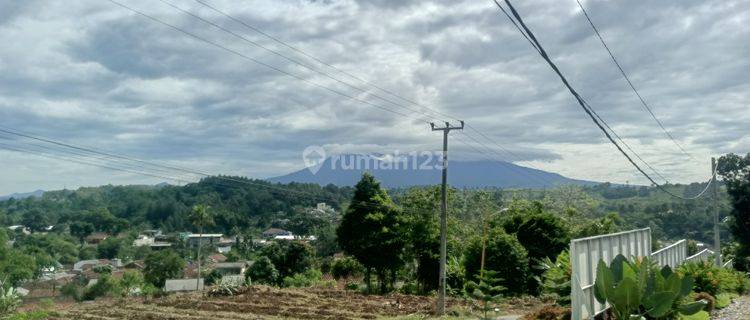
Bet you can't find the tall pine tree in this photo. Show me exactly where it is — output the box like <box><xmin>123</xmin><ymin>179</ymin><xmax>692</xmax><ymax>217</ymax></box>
<box><xmin>336</xmin><ymin>173</ymin><xmax>406</xmax><ymax>293</ymax></box>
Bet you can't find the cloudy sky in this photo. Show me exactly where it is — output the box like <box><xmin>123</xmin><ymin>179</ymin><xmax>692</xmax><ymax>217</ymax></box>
<box><xmin>0</xmin><ymin>0</ymin><xmax>748</xmax><ymax>194</ymax></box>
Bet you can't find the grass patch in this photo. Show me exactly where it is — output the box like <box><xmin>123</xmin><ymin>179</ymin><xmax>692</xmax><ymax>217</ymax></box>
<box><xmin>680</xmin><ymin>310</ymin><xmax>709</xmax><ymax>320</ymax></box>
<box><xmin>715</xmin><ymin>292</ymin><xmax>738</xmax><ymax>309</ymax></box>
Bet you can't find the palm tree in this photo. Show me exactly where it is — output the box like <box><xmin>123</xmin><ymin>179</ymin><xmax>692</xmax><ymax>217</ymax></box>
<box><xmin>190</xmin><ymin>204</ymin><xmax>214</xmax><ymax>292</ymax></box>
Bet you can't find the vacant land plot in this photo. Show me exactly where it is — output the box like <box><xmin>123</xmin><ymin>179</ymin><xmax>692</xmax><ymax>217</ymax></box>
<box><xmin>49</xmin><ymin>286</ymin><xmax>479</xmax><ymax>319</ymax></box>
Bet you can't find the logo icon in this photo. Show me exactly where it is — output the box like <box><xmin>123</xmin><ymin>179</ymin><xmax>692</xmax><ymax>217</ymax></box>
<box><xmin>302</xmin><ymin>145</ymin><xmax>327</xmax><ymax>174</ymax></box>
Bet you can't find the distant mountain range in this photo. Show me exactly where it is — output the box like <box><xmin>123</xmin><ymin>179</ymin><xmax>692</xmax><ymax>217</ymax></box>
<box><xmin>269</xmin><ymin>154</ymin><xmax>596</xmax><ymax>188</ymax></box>
<box><xmin>0</xmin><ymin>189</ymin><xmax>45</xmax><ymax>201</ymax></box>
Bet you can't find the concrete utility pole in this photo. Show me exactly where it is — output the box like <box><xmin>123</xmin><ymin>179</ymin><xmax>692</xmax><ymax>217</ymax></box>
<box><xmin>431</xmin><ymin>120</ymin><xmax>464</xmax><ymax>315</ymax></box>
<box><xmin>712</xmin><ymin>157</ymin><xmax>722</xmax><ymax>266</ymax></box>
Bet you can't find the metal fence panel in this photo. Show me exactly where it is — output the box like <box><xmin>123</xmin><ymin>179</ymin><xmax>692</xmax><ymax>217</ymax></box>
<box><xmin>723</xmin><ymin>259</ymin><xmax>733</xmax><ymax>269</ymax></box>
<box><xmin>570</xmin><ymin>228</ymin><xmax>652</xmax><ymax>320</ymax></box>
<box><xmin>686</xmin><ymin>249</ymin><xmax>714</xmax><ymax>263</ymax></box>
<box><xmin>651</xmin><ymin>239</ymin><xmax>687</xmax><ymax>268</ymax></box>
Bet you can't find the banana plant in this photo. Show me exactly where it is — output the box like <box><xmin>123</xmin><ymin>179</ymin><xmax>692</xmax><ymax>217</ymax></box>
<box><xmin>593</xmin><ymin>254</ymin><xmax>706</xmax><ymax>319</ymax></box>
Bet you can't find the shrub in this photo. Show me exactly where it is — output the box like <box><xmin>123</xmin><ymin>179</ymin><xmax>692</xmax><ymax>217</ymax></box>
<box><xmin>283</xmin><ymin>269</ymin><xmax>323</xmax><ymax>288</ymax></box>
<box><xmin>677</xmin><ymin>261</ymin><xmax>748</xmax><ymax>295</ymax></box>
<box><xmin>521</xmin><ymin>305</ymin><xmax>571</xmax><ymax>320</ymax></box>
<box><xmin>204</xmin><ymin>269</ymin><xmax>223</xmax><ymax>286</ymax></box>
<box><xmin>693</xmin><ymin>292</ymin><xmax>716</xmax><ymax>312</ymax></box>
<box><xmin>331</xmin><ymin>256</ymin><xmax>364</xmax><ymax>280</ymax></box>
<box><xmin>464</xmin><ymin>228</ymin><xmax>530</xmax><ymax>296</ymax></box>
<box><xmin>60</xmin><ymin>282</ymin><xmax>83</xmax><ymax>301</ymax></box>
<box><xmin>245</xmin><ymin>256</ymin><xmax>279</xmax><ymax>285</ymax></box>
<box><xmin>594</xmin><ymin>255</ymin><xmax>706</xmax><ymax>319</ymax></box>
<box><xmin>715</xmin><ymin>293</ymin><xmax>737</xmax><ymax>309</ymax></box>
<box><xmin>344</xmin><ymin>281</ymin><xmax>359</xmax><ymax>291</ymax></box>
<box><xmin>0</xmin><ymin>281</ymin><xmax>22</xmax><ymax>316</ymax></box>
<box><xmin>539</xmin><ymin>250</ymin><xmax>571</xmax><ymax>306</ymax></box>
<box><xmin>83</xmin><ymin>274</ymin><xmax>120</xmax><ymax>300</ymax></box>
<box><xmin>92</xmin><ymin>264</ymin><xmax>113</xmax><ymax>275</ymax></box>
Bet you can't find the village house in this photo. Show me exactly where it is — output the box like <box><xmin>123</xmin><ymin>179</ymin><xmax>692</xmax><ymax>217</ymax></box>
<box><xmin>7</xmin><ymin>225</ymin><xmax>30</xmax><ymax>235</ymax></box>
<box><xmin>213</xmin><ymin>261</ymin><xmax>250</xmax><ymax>276</ymax></box>
<box><xmin>132</xmin><ymin>234</ymin><xmax>155</xmax><ymax>247</ymax></box>
<box><xmin>164</xmin><ymin>278</ymin><xmax>204</xmax><ymax>292</ymax></box>
<box><xmin>185</xmin><ymin>233</ymin><xmax>223</xmax><ymax>247</ymax></box>
<box><xmin>85</xmin><ymin>232</ymin><xmax>109</xmax><ymax>245</ymax></box>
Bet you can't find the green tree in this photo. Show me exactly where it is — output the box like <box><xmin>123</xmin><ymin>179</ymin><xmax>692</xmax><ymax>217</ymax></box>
<box><xmin>190</xmin><ymin>204</ymin><xmax>214</xmax><ymax>291</ymax></box>
<box><xmin>245</xmin><ymin>256</ymin><xmax>278</xmax><ymax>285</ymax></box>
<box><xmin>464</xmin><ymin>228</ymin><xmax>529</xmax><ymax>296</ymax></box>
<box><xmin>331</xmin><ymin>256</ymin><xmax>364</xmax><ymax>280</ymax></box>
<box><xmin>70</xmin><ymin>222</ymin><xmax>94</xmax><ymax>247</ymax></box>
<box><xmin>22</xmin><ymin>209</ymin><xmax>52</xmax><ymax>233</ymax></box>
<box><xmin>466</xmin><ymin>270</ymin><xmax>506</xmax><ymax>320</ymax></box>
<box><xmin>336</xmin><ymin>173</ymin><xmax>406</xmax><ymax>294</ymax></box>
<box><xmin>261</xmin><ymin>240</ymin><xmax>315</xmax><ymax>280</ymax></box>
<box><xmin>718</xmin><ymin>153</ymin><xmax>750</xmax><ymax>271</ymax></box>
<box><xmin>143</xmin><ymin>250</ymin><xmax>185</xmax><ymax>288</ymax></box>
<box><xmin>501</xmin><ymin>203</ymin><xmax>570</xmax><ymax>293</ymax></box>
<box><xmin>119</xmin><ymin>270</ymin><xmax>144</xmax><ymax>297</ymax></box>
<box><xmin>401</xmin><ymin>187</ymin><xmax>440</xmax><ymax>294</ymax></box>
<box><xmin>0</xmin><ymin>251</ymin><xmax>37</xmax><ymax>287</ymax></box>
<box><xmin>96</xmin><ymin>237</ymin><xmax>123</xmax><ymax>259</ymax></box>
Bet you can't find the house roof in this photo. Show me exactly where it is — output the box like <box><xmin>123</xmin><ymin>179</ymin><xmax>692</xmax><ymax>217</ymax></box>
<box><xmin>73</xmin><ymin>259</ymin><xmax>110</xmax><ymax>271</ymax></box>
<box><xmin>208</xmin><ymin>254</ymin><xmax>227</xmax><ymax>263</ymax></box>
<box><xmin>215</xmin><ymin>261</ymin><xmax>249</xmax><ymax>269</ymax></box>
<box><xmin>187</xmin><ymin>234</ymin><xmax>223</xmax><ymax>238</ymax></box>
<box><xmin>262</xmin><ymin>228</ymin><xmax>291</xmax><ymax>236</ymax></box>
<box><xmin>149</xmin><ymin>242</ymin><xmax>172</xmax><ymax>247</ymax></box>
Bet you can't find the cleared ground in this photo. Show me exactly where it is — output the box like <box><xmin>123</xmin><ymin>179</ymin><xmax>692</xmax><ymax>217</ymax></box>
<box><xmin>47</xmin><ymin>286</ymin><xmax>481</xmax><ymax>320</ymax></box>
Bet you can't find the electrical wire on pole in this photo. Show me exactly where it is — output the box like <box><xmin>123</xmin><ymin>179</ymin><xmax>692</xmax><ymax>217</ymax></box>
<box><xmin>573</xmin><ymin>0</ymin><xmax>696</xmax><ymax>161</ymax></box>
<box><xmin>491</xmin><ymin>0</ymin><xmax>714</xmax><ymax>200</ymax></box>
<box><xmin>430</xmin><ymin>121</ymin><xmax>464</xmax><ymax>315</ymax></box>
<box><xmin>149</xmin><ymin>0</ymin><xmax>568</xmax><ymax>183</ymax></box>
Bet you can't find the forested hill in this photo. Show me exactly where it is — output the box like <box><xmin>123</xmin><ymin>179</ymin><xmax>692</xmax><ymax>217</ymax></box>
<box><xmin>0</xmin><ymin>176</ymin><xmax>724</xmax><ymax>244</ymax></box>
<box><xmin>0</xmin><ymin>176</ymin><xmax>352</xmax><ymax>235</ymax></box>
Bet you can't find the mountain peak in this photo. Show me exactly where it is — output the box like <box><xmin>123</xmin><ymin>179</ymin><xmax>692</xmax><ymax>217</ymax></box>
<box><xmin>269</xmin><ymin>154</ymin><xmax>595</xmax><ymax>188</ymax></box>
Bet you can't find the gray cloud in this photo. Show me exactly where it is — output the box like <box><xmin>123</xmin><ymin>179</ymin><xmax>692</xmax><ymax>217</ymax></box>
<box><xmin>0</xmin><ymin>0</ymin><xmax>748</xmax><ymax>194</ymax></box>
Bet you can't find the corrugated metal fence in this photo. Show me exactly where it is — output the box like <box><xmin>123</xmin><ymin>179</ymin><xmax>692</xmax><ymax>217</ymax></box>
<box><xmin>570</xmin><ymin>228</ymin><xmax>652</xmax><ymax>320</ymax></box>
<box><xmin>651</xmin><ymin>239</ymin><xmax>687</xmax><ymax>268</ymax></box>
<box><xmin>571</xmin><ymin>228</ymin><xmax>731</xmax><ymax>319</ymax></box>
<box><xmin>686</xmin><ymin>248</ymin><xmax>715</xmax><ymax>263</ymax></box>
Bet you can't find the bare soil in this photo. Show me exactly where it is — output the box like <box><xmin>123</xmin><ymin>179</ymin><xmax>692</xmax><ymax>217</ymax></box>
<box><xmin>47</xmin><ymin>286</ymin><xmax>478</xmax><ymax>320</ymax></box>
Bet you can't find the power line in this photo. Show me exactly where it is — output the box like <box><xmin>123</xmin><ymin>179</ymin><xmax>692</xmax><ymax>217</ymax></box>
<box><xmin>155</xmin><ymin>0</ymin><xmax>451</xmax><ymax>124</ymax></box>
<box><xmin>112</xmin><ymin>0</ymin><xmax>567</xmax><ymax>189</ymax></box>
<box><xmin>492</xmin><ymin>0</ymin><xmax>713</xmax><ymax>200</ymax></box>
<box><xmin>192</xmin><ymin>0</ymin><xmax>461</xmax><ymax>123</ymax></box>
<box><xmin>106</xmin><ymin>0</ymin><xmax>432</xmax><ymax>124</ymax></box>
<box><xmin>573</xmin><ymin>0</ymin><xmax>695</xmax><ymax>160</ymax></box>
<box><xmin>181</xmin><ymin>0</ymin><xmax>569</xmax><ymax>183</ymax></box>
